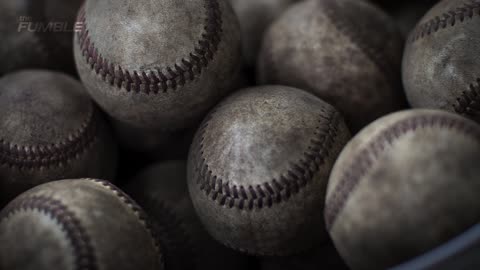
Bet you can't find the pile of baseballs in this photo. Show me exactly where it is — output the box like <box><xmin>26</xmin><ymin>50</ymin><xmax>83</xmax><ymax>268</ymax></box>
<box><xmin>0</xmin><ymin>0</ymin><xmax>479</xmax><ymax>269</ymax></box>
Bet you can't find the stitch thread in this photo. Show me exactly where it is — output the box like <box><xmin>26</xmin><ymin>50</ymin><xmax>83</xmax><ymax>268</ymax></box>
<box><xmin>0</xmin><ymin>106</ymin><xmax>100</xmax><ymax>169</ymax></box>
<box><xmin>76</xmin><ymin>0</ymin><xmax>222</xmax><ymax>94</ymax></box>
<box><xmin>88</xmin><ymin>179</ymin><xmax>165</xmax><ymax>266</ymax></box>
<box><xmin>454</xmin><ymin>78</ymin><xmax>480</xmax><ymax>118</ymax></box>
<box><xmin>0</xmin><ymin>196</ymin><xmax>97</xmax><ymax>270</ymax></box>
<box><xmin>324</xmin><ymin>114</ymin><xmax>480</xmax><ymax>230</ymax></box>
<box><xmin>191</xmin><ymin>106</ymin><xmax>341</xmax><ymax>211</ymax></box>
<box><xmin>323</xmin><ymin>1</ymin><xmax>399</xmax><ymax>88</ymax></box>
<box><xmin>409</xmin><ymin>0</ymin><xmax>480</xmax><ymax>43</ymax></box>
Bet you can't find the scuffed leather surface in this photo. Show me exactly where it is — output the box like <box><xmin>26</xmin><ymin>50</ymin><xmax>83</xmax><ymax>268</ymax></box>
<box><xmin>0</xmin><ymin>70</ymin><xmax>117</xmax><ymax>207</ymax></box>
<box><xmin>258</xmin><ymin>0</ymin><xmax>406</xmax><ymax>132</ymax></box>
<box><xmin>0</xmin><ymin>179</ymin><xmax>164</xmax><ymax>270</ymax></box>
<box><xmin>124</xmin><ymin>161</ymin><xmax>250</xmax><ymax>270</ymax></box>
<box><xmin>403</xmin><ymin>0</ymin><xmax>480</xmax><ymax>122</ymax></box>
<box><xmin>326</xmin><ymin>110</ymin><xmax>480</xmax><ymax>270</ymax></box>
<box><xmin>187</xmin><ymin>86</ymin><xmax>351</xmax><ymax>255</ymax></box>
<box><xmin>74</xmin><ymin>0</ymin><xmax>242</xmax><ymax>132</ymax></box>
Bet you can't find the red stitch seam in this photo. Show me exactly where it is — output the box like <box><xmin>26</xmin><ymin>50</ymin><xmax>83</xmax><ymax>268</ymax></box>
<box><xmin>324</xmin><ymin>114</ymin><xmax>480</xmax><ymax>230</ymax></box>
<box><xmin>454</xmin><ymin>78</ymin><xmax>480</xmax><ymax>119</ymax></box>
<box><xmin>88</xmin><ymin>179</ymin><xmax>165</xmax><ymax>266</ymax></box>
<box><xmin>0</xmin><ymin>106</ymin><xmax>100</xmax><ymax>169</ymax></box>
<box><xmin>192</xmin><ymin>106</ymin><xmax>341</xmax><ymax>212</ymax></box>
<box><xmin>409</xmin><ymin>0</ymin><xmax>480</xmax><ymax>43</ymax></box>
<box><xmin>323</xmin><ymin>0</ymin><xmax>399</xmax><ymax>89</ymax></box>
<box><xmin>0</xmin><ymin>196</ymin><xmax>97</xmax><ymax>270</ymax></box>
<box><xmin>76</xmin><ymin>0</ymin><xmax>223</xmax><ymax>94</ymax></box>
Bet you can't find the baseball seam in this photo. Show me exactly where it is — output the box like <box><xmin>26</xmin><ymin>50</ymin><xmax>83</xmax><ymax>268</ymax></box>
<box><xmin>454</xmin><ymin>78</ymin><xmax>480</xmax><ymax>118</ymax></box>
<box><xmin>0</xmin><ymin>106</ymin><xmax>100</xmax><ymax>169</ymax></box>
<box><xmin>409</xmin><ymin>0</ymin><xmax>480</xmax><ymax>43</ymax></box>
<box><xmin>324</xmin><ymin>1</ymin><xmax>398</xmax><ymax>88</ymax></box>
<box><xmin>0</xmin><ymin>196</ymin><xmax>97</xmax><ymax>270</ymax></box>
<box><xmin>192</xmin><ymin>107</ymin><xmax>341</xmax><ymax>211</ymax></box>
<box><xmin>88</xmin><ymin>179</ymin><xmax>165</xmax><ymax>267</ymax></box>
<box><xmin>76</xmin><ymin>0</ymin><xmax>222</xmax><ymax>94</ymax></box>
<box><xmin>324</xmin><ymin>114</ymin><xmax>480</xmax><ymax>230</ymax></box>
<box><xmin>407</xmin><ymin>1</ymin><xmax>480</xmax><ymax>119</ymax></box>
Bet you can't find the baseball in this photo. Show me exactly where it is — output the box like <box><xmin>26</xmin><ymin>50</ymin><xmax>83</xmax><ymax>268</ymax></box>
<box><xmin>403</xmin><ymin>0</ymin><xmax>480</xmax><ymax>123</ymax></box>
<box><xmin>257</xmin><ymin>0</ymin><xmax>406</xmax><ymax>131</ymax></box>
<box><xmin>0</xmin><ymin>178</ymin><xmax>164</xmax><ymax>270</ymax></box>
<box><xmin>0</xmin><ymin>70</ymin><xmax>117</xmax><ymax>207</ymax></box>
<box><xmin>124</xmin><ymin>160</ymin><xmax>250</xmax><ymax>270</ymax></box>
<box><xmin>74</xmin><ymin>0</ymin><xmax>242</xmax><ymax>150</ymax></box>
<box><xmin>187</xmin><ymin>85</ymin><xmax>351</xmax><ymax>255</ymax></box>
<box><xmin>325</xmin><ymin>109</ymin><xmax>480</xmax><ymax>269</ymax></box>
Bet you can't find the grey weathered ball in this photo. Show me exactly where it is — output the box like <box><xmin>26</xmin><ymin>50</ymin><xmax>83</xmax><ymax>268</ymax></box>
<box><xmin>325</xmin><ymin>109</ymin><xmax>480</xmax><ymax>270</ymax></box>
<box><xmin>74</xmin><ymin>0</ymin><xmax>242</xmax><ymax>147</ymax></box>
<box><xmin>0</xmin><ymin>70</ymin><xmax>117</xmax><ymax>207</ymax></box>
<box><xmin>229</xmin><ymin>0</ymin><xmax>298</xmax><ymax>68</ymax></box>
<box><xmin>0</xmin><ymin>0</ymin><xmax>83</xmax><ymax>75</ymax></box>
<box><xmin>187</xmin><ymin>85</ymin><xmax>351</xmax><ymax>255</ymax></box>
<box><xmin>0</xmin><ymin>178</ymin><xmax>164</xmax><ymax>270</ymax></box>
<box><xmin>258</xmin><ymin>0</ymin><xmax>406</xmax><ymax>131</ymax></box>
<box><xmin>124</xmin><ymin>160</ymin><xmax>250</xmax><ymax>270</ymax></box>
<box><xmin>403</xmin><ymin>0</ymin><xmax>480</xmax><ymax>123</ymax></box>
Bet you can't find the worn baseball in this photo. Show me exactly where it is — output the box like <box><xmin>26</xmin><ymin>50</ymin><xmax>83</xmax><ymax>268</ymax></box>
<box><xmin>0</xmin><ymin>0</ymin><xmax>83</xmax><ymax>75</ymax></box>
<box><xmin>124</xmin><ymin>160</ymin><xmax>250</xmax><ymax>270</ymax></box>
<box><xmin>229</xmin><ymin>0</ymin><xmax>298</xmax><ymax>68</ymax></box>
<box><xmin>0</xmin><ymin>178</ymin><xmax>164</xmax><ymax>270</ymax></box>
<box><xmin>187</xmin><ymin>85</ymin><xmax>351</xmax><ymax>255</ymax></box>
<box><xmin>0</xmin><ymin>70</ymin><xmax>117</xmax><ymax>207</ymax></box>
<box><xmin>325</xmin><ymin>109</ymin><xmax>480</xmax><ymax>270</ymax></box>
<box><xmin>403</xmin><ymin>0</ymin><xmax>480</xmax><ymax>123</ymax></box>
<box><xmin>74</xmin><ymin>0</ymin><xmax>242</xmax><ymax>146</ymax></box>
<box><xmin>258</xmin><ymin>0</ymin><xmax>406</xmax><ymax>131</ymax></box>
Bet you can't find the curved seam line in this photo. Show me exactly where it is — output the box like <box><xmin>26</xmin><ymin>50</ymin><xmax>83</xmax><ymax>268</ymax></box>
<box><xmin>408</xmin><ymin>0</ymin><xmax>480</xmax><ymax>43</ymax></box>
<box><xmin>76</xmin><ymin>0</ymin><xmax>223</xmax><ymax>94</ymax></box>
<box><xmin>0</xmin><ymin>106</ymin><xmax>100</xmax><ymax>169</ymax></box>
<box><xmin>324</xmin><ymin>114</ymin><xmax>480</xmax><ymax>230</ymax></box>
<box><xmin>87</xmin><ymin>179</ymin><xmax>165</xmax><ymax>267</ymax></box>
<box><xmin>192</xmin><ymin>106</ymin><xmax>341</xmax><ymax>212</ymax></box>
<box><xmin>323</xmin><ymin>1</ymin><xmax>398</xmax><ymax>89</ymax></box>
<box><xmin>453</xmin><ymin>78</ymin><xmax>480</xmax><ymax>117</ymax></box>
<box><xmin>0</xmin><ymin>195</ymin><xmax>98</xmax><ymax>270</ymax></box>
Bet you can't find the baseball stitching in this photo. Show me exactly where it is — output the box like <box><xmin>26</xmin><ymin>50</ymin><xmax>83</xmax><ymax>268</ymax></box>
<box><xmin>324</xmin><ymin>114</ymin><xmax>480</xmax><ymax>230</ymax></box>
<box><xmin>407</xmin><ymin>1</ymin><xmax>480</xmax><ymax>119</ymax></box>
<box><xmin>323</xmin><ymin>0</ymin><xmax>398</xmax><ymax>89</ymax></box>
<box><xmin>408</xmin><ymin>0</ymin><xmax>480</xmax><ymax>43</ymax></box>
<box><xmin>454</xmin><ymin>78</ymin><xmax>480</xmax><ymax>118</ymax></box>
<box><xmin>0</xmin><ymin>105</ymin><xmax>100</xmax><ymax>169</ymax></box>
<box><xmin>76</xmin><ymin>0</ymin><xmax>222</xmax><ymax>94</ymax></box>
<box><xmin>0</xmin><ymin>196</ymin><xmax>97</xmax><ymax>270</ymax></box>
<box><xmin>88</xmin><ymin>179</ymin><xmax>165</xmax><ymax>266</ymax></box>
<box><xmin>191</xmin><ymin>106</ymin><xmax>341</xmax><ymax>211</ymax></box>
